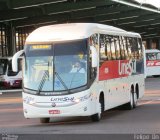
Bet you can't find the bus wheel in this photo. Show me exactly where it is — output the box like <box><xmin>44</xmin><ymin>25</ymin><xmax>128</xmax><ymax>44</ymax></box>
<box><xmin>91</xmin><ymin>95</ymin><xmax>104</xmax><ymax>122</ymax></box>
<box><xmin>133</xmin><ymin>92</ymin><xmax>138</xmax><ymax>108</ymax></box>
<box><xmin>125</xmin><ymin>90</ymin><xmax>134</xmax><ymax>110</ymax></box>
<box><xmin>40</xmin><ymin>118</ymin><xmax>50</xmax><ymax>123</ymax></box>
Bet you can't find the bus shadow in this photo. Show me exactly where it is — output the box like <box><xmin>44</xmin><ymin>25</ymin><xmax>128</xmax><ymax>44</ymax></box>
<box><xmin>32</xmin><ymin>105</ymin><xmax>141</xmax><ymax>127</ymax></box>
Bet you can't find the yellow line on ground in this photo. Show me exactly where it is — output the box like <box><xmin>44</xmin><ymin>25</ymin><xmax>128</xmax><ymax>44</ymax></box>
<box><xmin>145</xmin><ymin>90</ymin><xmax>160</xmax><ymax>94</ymax></box>
<box><xmin>0</xmin><ymin>107</ymin><xmax>23</xmax><ymax>113</ymax></box>
<box><xmin>144</xmin><ymin>94</ymin><xmax>160</xmax><ymax>97</ymax></box>
<box><xmin>0</xmin><ymin>98</ymin><xmax>22</xmax><ymax>104</ymax></box>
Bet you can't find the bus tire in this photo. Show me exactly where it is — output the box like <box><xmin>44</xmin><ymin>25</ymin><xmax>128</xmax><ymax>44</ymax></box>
<box><xmin>133</xmin><ymin>92</ymin><xmax>138</xmax><ymax>108</ymax></box>
<box><xmin>91</xmin><ymin>113</ymin><xmax>101</xmax><ymax>122</ymax></box>
<box><xmin>125</xmin><ymin>90</ymin><xmax>134</xmax><ymax>110</ymax></box>
<box><xmin>91</xmin><ymin>94</ymin><xmax>104</xmax><ymax>122</ymax></box>
<box><xmin>40</xmin><ymin>118</ymin><xmax>50</xmax><ymax>123</ymax></box>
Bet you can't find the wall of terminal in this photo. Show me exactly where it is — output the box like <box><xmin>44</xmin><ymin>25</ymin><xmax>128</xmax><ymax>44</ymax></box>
<box><xmin>0</xmin><ymin>22</ymin><xmax>159</xmax><ymax>57</ymax></box>
<box><xmin>143</xmin><ymin>39</ymin><xmax>160</xmax><ymax>50</ymax></box>
<box><xmin>0</xmin><ymin>24</ymin><xmax>8</xmax><ymax>57</ymax></box>
<box><xmin>0</xmin><ymin>23</ymin><xmax>34</xmax><ymax>57</ymax></box>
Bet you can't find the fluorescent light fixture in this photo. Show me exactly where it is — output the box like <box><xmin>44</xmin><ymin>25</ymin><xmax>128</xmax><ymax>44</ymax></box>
<box><xmin>14</xmin><ymin>0</ymin><xmax>67</xmax><ymax>9</ymax></box>
<box><xmin>111</xmin><ymin>0</ymin><xmax>160</xmax><ymax>13</ymax></box>
<box><xmin>48</xmin><ymin>7</ymin><xmax>95</xmax><ymax>15</ymax></box>
<box><xmin>134</xmin><ymin>0</ymin><xmax>160</xmax><ymax>9</ymax></box>
<box><xmin>0</xmin><ymin>17</ymin><xmax>27</xmax><ymax>22</ymax></box>
<box><xmin>143</xmin><ymin>33</ymin><xmax>158</xmax><ymax>36</ymax></box>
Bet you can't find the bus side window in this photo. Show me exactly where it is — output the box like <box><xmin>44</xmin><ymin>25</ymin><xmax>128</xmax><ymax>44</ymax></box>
<box><xmin>114</xmin><ymin>36</ymin><xmax>120</xmax><ymax>60</ymax></box>
<box><xmin>88</xmin><ymin>34</ymin><xmax>98</xmax><ymax>81</ymax></box>
<box><xmin>138</xmin><ymin>38</ymin><xmax>143</xmax><ymax>59</ymax></box>
<box><xmin>149</xmin><ymin>53</ymin><xmax>156</xmax><ymax>60</ymax></box>
<box><xmin>121</xmin><ymin>36</ymin><xmax>129</xmax><ymax>60</ymax></box>
<box><xmin>129</xmin><ymin>38</ymin><xmax>138</xmax><ymax>59</ymax></box>
<box><xmin>110</xmin><ymin>36</ymin><xmax>116</xmax><ymax>60</ymax></box>
<box><xmin>146</xmin><ymin>53</ymin><xmax>151</xmax><ymax>60</ymax></box>
<box><xmin>100</xmin><ymin>34</ymin><xmax>115</xmax><ymax>63</ymax></box>
<box><xmin>100</xmin><ymin>34</ymin><xmax>108</xmax><ymax>65</ymax></box>
<box><xmin>119</xmin><ymin>36</ymin><xmax>127</xmax><ymax>60</ymax></box>
<box><xmin>126</xmin><ymin>37</ymin><xmax>132</xmax><ymax>59</ymax></box>
<box><xmin>106</xmin><ymin>35</ymin><xmax>112</xmax><ymax>60</ymax></box>
<box><xmin>157</xmin><ymin>53</ymin><xmax>160</xmax><ymax>60</ymax></box>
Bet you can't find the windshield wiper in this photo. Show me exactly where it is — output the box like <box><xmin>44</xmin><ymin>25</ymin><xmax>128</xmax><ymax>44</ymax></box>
<box><xmin>55</xmin><ymin>71</ymin><xmax>70</xmax><ymax>93</ymax></box>
<box><xmin>37</xmin><ymin>70</ymin><xmax>49</xmax><ymax>95</ymax></box>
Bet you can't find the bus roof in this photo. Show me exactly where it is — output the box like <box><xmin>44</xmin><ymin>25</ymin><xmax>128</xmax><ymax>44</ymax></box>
<box><xmin>145</xmin><ymin>49</ymin><xmax>160</xmax><ymax>53</ymax></box>
<box><xmin>26</xmin><ymin>23</ymin><xmax>141</xmax><ymax>43</ymax></box>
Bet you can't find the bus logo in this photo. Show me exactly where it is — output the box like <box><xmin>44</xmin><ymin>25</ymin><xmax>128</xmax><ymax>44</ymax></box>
<box><xmin>119</xmin><ymin>60</ymin><xmax>136</xmax><ymax>76</ymax></box>
<box><xmin>51</xmin><ymin>102</ymin><xmax>56</xmax><ymax>107</ymax></box>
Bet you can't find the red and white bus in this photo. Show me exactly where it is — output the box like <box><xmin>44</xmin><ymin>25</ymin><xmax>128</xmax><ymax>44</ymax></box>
<box><xmin>12</xmin><ymin>23</ymin><xmax>144</xmax><ymax>123</ymax></box>
<box><xmin>0</xmin><ymin>57</ymin><xmax>22</xmax><ymax>89</ymax></box>
<box><xmin>145</xmin><ymin>49</ymin><xmax>160</xmax><ymax>77</ymax></box>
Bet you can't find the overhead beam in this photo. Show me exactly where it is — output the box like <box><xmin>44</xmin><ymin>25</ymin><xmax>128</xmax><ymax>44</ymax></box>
<box><xmin>117</xmin><ymin>18</ymin><xmax>160</xmax><ymax>28</ymax></box>
<box><xmin>44</xmin><ymin>0</ymin><xmax>114</xmax><ymax>15</ymax></box>
<box><xmin>13</xmin><ymin>3</ymin><xmax>146</xmax><ymax>27</ymax></box>
<box><xmin>140</xmin><ymin>30</ymin><xmax>160</xmax><ymax>36</ymax></box>
<box><xmin>0</xmin><ymin>0</ymin><xmax>114</xmax><ymax>22</ymax></box>
<box><xmin>109</xmin><ymin>14</ymin><xmax>160</xmax><ymax>25</ymax></box>
<box><xmin>8</xmin><ymin>0</ymin><xmax>65</xmax><ymax>9</ymax></box>
<box><xmin>13</xmin><ymin>2</ymin><xmax>131</xmax><ymax>26</ymax></box>
<box><xmin>72</xmin><ymin>5</ymin><xmax>135</xmax><ymax>19</ymax></box>
<box><xmin>125</xmin><ymin>26</ymin><xmax>160</xmax><ymax>34</ymax></box>
<box><xmin>143</xmin><ymin>35</ymin><xmax>160</xmax><ymax>39</ymax></box>
<box><xmin>0</xmin><ymin>7</ymin><xmax>43</xmax><ymax>22</ymax></box>
<box><xmin>13</xmin><ymin>13</ymin><xmax>69</xmax><ymax>27</ymax></box>
<box><xmin>96</xmin><ymin>9</ymin><xmax>152</xmax><ymax>22</ymax></box>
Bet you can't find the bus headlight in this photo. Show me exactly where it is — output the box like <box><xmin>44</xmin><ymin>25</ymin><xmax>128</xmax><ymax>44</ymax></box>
<box><xmin>74</xmin><ymin>98</ymin><xmax>80</xmax><ymax>103</ymax></box>
<box><xmin>23</xmin><ymin>96</ymin><xmax>35</xmax><ymax>105</ymax></box>
<box><xmin>73</xmin><ymin>94</ymin><xmax>91</xmax><ymax>103</ymax></box>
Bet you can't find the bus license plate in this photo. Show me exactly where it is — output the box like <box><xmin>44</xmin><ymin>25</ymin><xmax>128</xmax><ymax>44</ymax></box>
<box><xmin>49</xmin><ymin>110</ymin><xmax>60</xmax><ymax>114</ymax></box>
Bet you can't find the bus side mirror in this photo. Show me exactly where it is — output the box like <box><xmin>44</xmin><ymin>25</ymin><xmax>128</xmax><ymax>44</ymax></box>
<box><xmin>12</xmin><ymin>50</ymin><xmax>24</xmax><ymax>72</ymax></box>
<box><xmin>90</xmin><ymin>46</ymin><xmax>98</xmax><ymax>68</ymax></box>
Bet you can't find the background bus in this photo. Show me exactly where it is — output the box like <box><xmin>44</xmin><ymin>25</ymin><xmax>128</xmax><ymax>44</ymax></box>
<box><xmin>0</xmin><ymin>57</ymin><xmax>22</xmax><ymax>89</ymax></box>
<box><xmin>145</xmin><ymin>49</ymin><xmax>160</xmax><ymax>77</ymax></box>
<box><xmin>12</xmin><ymin>23</ymin><xmax>144</xmax><ymax>123</ymax></box>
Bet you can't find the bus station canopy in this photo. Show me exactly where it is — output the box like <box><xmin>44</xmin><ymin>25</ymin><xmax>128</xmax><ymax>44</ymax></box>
<box><xmin>0</xmin><ymin>0</ymin><xmax>160</xmax><ymax>39</ymax></box>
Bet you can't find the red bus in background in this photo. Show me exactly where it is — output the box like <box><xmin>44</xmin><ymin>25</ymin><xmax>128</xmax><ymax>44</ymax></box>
<box><xmin>0</xmin><ymin>57</ymin><xmax>22</xmax><ymax>89</ymax></box>
<box><xmin>145</xmin><ymin>49</ymin><xmax>160</xmax><ymax>77</ymax></box>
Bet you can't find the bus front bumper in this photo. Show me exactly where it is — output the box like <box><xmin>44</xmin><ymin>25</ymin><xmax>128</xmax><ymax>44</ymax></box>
<box><xmin>22</xmin><ymin>92</ymin><xmax>99</xmax><ymax>119</ymax></box>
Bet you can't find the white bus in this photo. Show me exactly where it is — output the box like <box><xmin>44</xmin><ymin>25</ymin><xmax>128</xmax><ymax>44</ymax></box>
<box><xmin>12</xmin><ymin>23</ymin><xmax>144</xmax><ymax>123</ymax></box>
<box><xmin>145</xmin><ymin>49</ymin><xmax>160</xmax><ymax>77</ymax></box>
<box><xmin>0</xmin><ymin>57</ymin><xmax>22</xmax><ymax>89</ymax></box>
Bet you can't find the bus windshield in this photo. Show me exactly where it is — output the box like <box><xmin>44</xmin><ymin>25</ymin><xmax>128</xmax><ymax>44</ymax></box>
<box><xmin>146</xmin><ymin>52</ymin><xmax>160</xmax><ymax>61</ymax></box>
<box><xmin>0</xmin><ymin>59</ymin><xmax>8</xmax><ymax>75</ymax></box>
<box><xmin>24</xmin><ymin>39</ymin><xmax>88</xmax><ymax>93</ymax></box>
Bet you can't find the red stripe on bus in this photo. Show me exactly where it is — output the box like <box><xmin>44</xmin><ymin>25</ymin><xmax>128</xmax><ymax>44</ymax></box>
<box><xmin>99</xmin><ymin>60</ymin><xmax>136</xmax><ymax>81</ymax></box>
<box><xmin>146</xmin><ymin>60</ymin><xmax>160</xmax><ymax>67</ymax></box>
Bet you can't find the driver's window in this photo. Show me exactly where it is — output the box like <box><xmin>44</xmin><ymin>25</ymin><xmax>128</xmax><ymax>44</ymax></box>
<box><xmin>88</xmin><ymin>34</ymin><xmax>98</xmax><ymax>81</ymax></box>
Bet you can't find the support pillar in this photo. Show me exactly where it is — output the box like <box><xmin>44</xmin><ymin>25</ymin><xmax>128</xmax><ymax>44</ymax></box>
<box><xmin>7</xmin><ymin>23</ymin><xmax>16</xmax><ymax>56</ymax></box>
<box><xmin>146</xmin><ymin>39</ymin><xmax>152</xmax><ymax>49</ymax></box>
<box><xmin>156</xmin><ymin>39</ymin><xmax>160</xmax><ymax>50</ymax></box>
